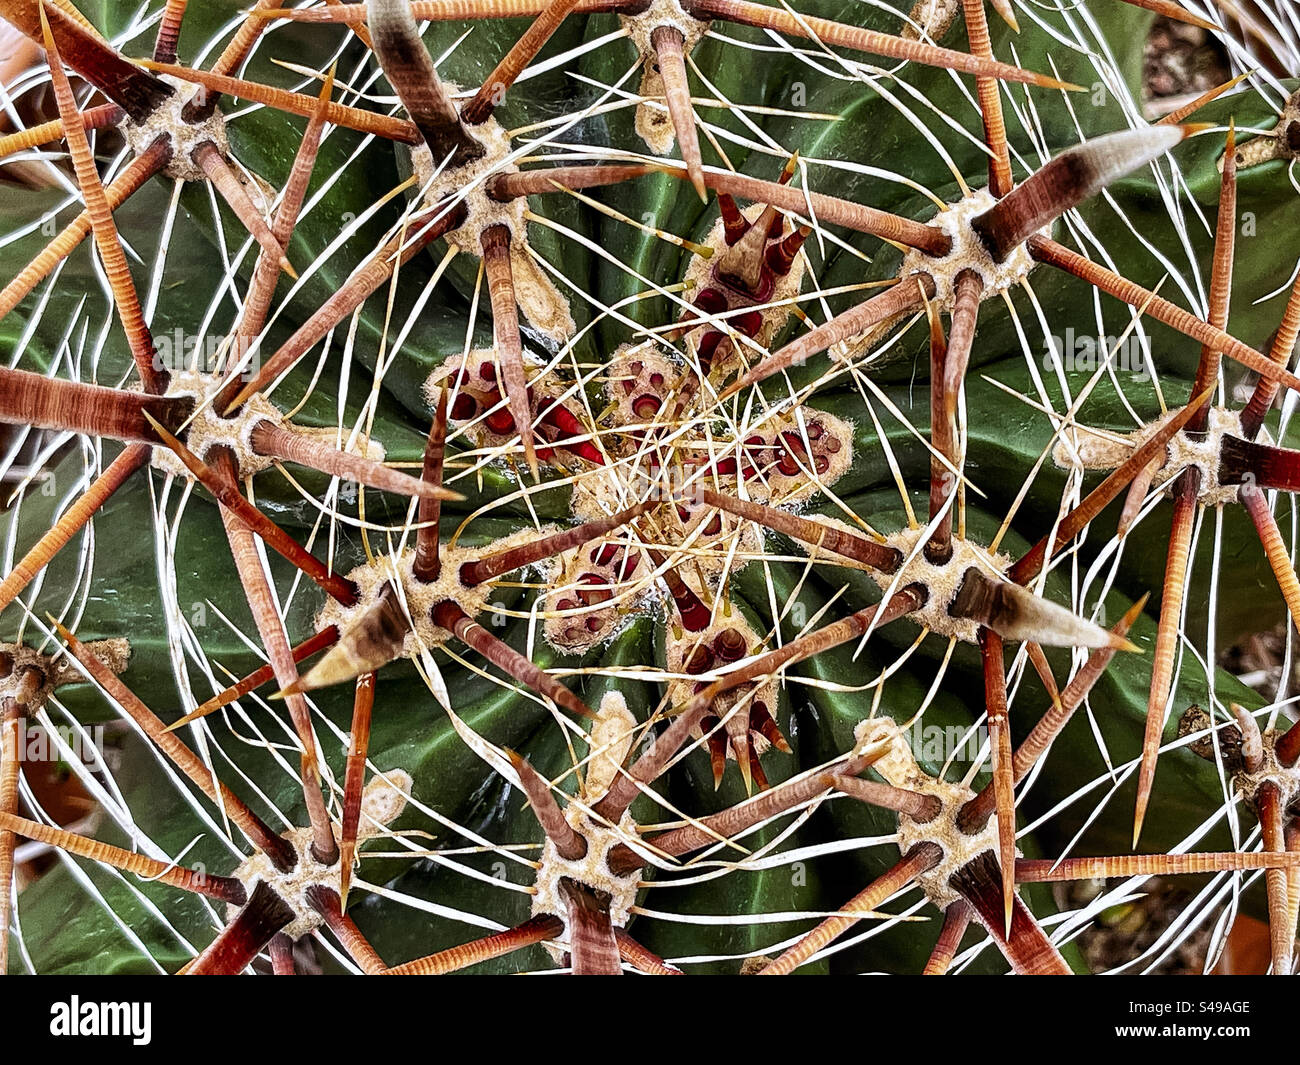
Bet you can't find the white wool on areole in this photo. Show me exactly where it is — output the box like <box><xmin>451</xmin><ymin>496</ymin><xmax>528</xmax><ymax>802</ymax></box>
<box><xmin>315</xmin><ymin>529</ymin><xmax>560</xmax><ymax>660</ymax></box>
<box><xmin>1235</xmin><ymin>729</ymin><xmax>1300</xmax><ymax>813</ymax></box>
<box><xmin>854</xmin><ymin>718</ymin><xmax>1003</xmax><ymax>910</ymax></box>
<box><xmin>411</xmin><ymin>115</ymin><xmax>574</xmax><ymax>342</ymax></box>
<box><xmin>149</xmin><ymin>370</ymin><xmax>281</xmax><ymax>480</ymax></box>
<box><xmin>900</xmin><ymin>188</ymin><xmax>1040</xmax><ymax>308</ymax></box>
<box><xmin>681</xmin><ymin>202</ymin><xmax>808</xmax><ymax>362</ymax></box>
<box><xmin>620</xmin><ymin>0</ymin><xmax>711</xmax><ymax>154</ymax></box>
<box><xmin>229</xmin><ymin>772</ymin><xmax>412</xmax><ymax>940</ymax></box>
<box><xmin>870</xmin><ymin>527</ymin><xmax>1010</xmax><ymax>643</ymax></box>
<box><xmin>531</xmin><ymin>692</ymin><xmax>644</xmax><ymax>948</ymax></box>
<box><xmin>121</xmin><ymin>75</ymin><xmax>229</xmax><ymax>182</ymax></box>
<box><xmin>1052</xmin><ymin>405</ymin><xmax>1255</xmax><ymax>509</ymax></box>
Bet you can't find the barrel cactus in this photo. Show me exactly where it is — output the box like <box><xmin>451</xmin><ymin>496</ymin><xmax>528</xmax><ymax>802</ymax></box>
<box><xmin>1</xmin><ymin>0</ymin><xmax>1299</xmax><ymax>975</ymax></box>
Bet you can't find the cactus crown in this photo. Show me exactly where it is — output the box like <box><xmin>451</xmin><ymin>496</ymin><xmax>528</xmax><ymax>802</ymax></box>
<box><xmin>1</xmin><ymin>0</ymin><xmax>1300</xmax><ymax>975</ymax></box>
